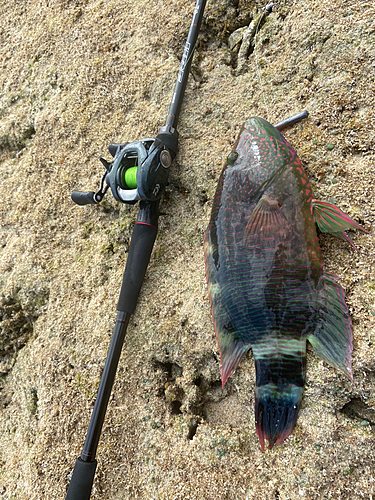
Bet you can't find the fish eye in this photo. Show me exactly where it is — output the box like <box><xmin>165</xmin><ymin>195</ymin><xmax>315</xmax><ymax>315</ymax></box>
<box><xmin>226</xmin><ymin>151</ymin><xmax>239</xmax><ymax>165</ymax></box>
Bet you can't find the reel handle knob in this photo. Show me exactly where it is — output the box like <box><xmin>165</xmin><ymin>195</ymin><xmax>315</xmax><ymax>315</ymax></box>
<box><xmin>71</xmin><ymin>191</ymin><xmax>98</xmax><ymax>205</ymax></box>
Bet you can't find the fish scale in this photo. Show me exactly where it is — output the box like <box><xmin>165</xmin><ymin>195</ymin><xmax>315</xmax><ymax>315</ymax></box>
<box><xmin>204</xmin><ymin>117</ymin><xmax>366</xmax><ymax>450</ymax></box>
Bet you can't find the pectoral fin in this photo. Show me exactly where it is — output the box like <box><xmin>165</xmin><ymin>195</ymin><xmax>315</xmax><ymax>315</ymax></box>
<box><xmin>308</xmin><ymin>272</ymin><xmax>353</xmax><ymax>381</ymax></box>
<box><xmin>244</xmin><ymin>195</ymin><xmax>288</xmax><ymax>248</ymax></box>
<box><xmin>312</xmin><ymin>199</ymin><xmax>368</xmax><ymax>250</ymax></box>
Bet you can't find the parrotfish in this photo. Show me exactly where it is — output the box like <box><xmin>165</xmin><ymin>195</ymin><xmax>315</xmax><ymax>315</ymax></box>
<box><xmin>203</xmin><ymin>117</ymin><xmax>367</xmax><ymax>450</ymax></box>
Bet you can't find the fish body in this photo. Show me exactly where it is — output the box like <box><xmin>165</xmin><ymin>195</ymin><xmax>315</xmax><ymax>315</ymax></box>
<box><xmin>204</xmin><ymin>117</ymin><xmax>364</xmax><ymax>449</ymax></box>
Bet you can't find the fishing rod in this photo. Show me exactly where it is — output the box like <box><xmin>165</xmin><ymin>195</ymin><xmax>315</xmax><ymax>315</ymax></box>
<box><xmin>64</xmin><ymin>0</ymin><xmax>308</xmax><ymax>496</ymax></box>
<box><xmin>65</xmin><ymin>1</ymin><xmax>207</xmax><ymax>499</ymax></box>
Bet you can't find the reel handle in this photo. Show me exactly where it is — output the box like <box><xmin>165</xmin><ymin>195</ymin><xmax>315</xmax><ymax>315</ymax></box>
<box><xmin>71</xmin><ymin>191</ymin><xmax>98</xmax><ymax>205</ymax></box>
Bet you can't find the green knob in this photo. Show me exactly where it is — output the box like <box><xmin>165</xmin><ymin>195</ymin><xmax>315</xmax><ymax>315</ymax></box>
<box><xmin>124</xmin><ymin>166</ymin><xmax>137</xmax><ymax>189</ymax></box>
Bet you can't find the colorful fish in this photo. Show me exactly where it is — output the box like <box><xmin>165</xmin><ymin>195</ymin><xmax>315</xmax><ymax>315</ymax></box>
<box><xmin>204</xmin><ymin>117</ymin><xmax>367</xmax><ymax>450</ymax></box>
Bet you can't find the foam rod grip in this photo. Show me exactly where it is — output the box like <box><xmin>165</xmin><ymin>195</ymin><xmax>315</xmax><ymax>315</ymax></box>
<box><xmin>65</xmin><ymin>458</ymin><xmax>97</xmax><ymax>500</ymax></box>
<box><xmin>117</xmin><ymin>222</ymin><xmax>158</xmax><ymax>313</ymax></box>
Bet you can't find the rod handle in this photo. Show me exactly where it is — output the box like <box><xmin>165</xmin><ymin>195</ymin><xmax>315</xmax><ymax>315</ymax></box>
<box><xmin>116</xmin><ymin>200</ymin><xmax>159</xmax><ymax>313</ymax></box>
<box><xmin>65</xmin><ymin>458</ymin><xmax>97</xmax><ymax>500</ymax></box>
<box><xmin>117</xmin><ymin>220</ymin><xmax>158</xmax><ymax>313</ymax></box>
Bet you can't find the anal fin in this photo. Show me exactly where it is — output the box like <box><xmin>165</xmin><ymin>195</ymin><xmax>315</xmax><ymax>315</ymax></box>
<box><xmin>308</xmin><ymin>272</ymin><xmax>353</xmax><ymax>381</ymax></box>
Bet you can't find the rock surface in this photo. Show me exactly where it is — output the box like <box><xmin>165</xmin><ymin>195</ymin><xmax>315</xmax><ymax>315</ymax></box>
<box><xmin>0</xmin><ymin>0</ymin><xmax>374</xmax><ymax>499</ymax></box>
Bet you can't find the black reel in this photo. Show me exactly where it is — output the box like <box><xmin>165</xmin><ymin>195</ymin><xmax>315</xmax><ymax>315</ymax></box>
<box><xmin>71</xmin><ymin>130</ymin><xmax>176</xmax><ymax>206</ymax></box>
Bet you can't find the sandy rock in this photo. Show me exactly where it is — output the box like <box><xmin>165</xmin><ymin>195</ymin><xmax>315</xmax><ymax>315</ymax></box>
<box><xmin>0</xmin><ymin>0</ymin><xmax>374</xmax><ymax>499</ymax></box>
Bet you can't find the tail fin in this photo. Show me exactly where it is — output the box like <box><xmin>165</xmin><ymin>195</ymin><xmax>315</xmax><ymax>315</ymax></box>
<box><xmin>255</xmin><ymin>383</ymin><xmax>303</xmax><ymax>451</ymax></box>
<box><xmin>252</xmin><ymin>339</ymin><xmax>306</xmax><ymax>450</ymax></box>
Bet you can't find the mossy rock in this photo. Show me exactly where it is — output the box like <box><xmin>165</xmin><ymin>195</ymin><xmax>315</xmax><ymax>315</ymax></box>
<box><xmin>0</xmin><ymin>287</ymin><xmax>49</xmax><ymax>375</ymax></box>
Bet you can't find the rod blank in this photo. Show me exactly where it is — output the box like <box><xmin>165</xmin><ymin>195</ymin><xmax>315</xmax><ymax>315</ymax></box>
<box><xmin>274</xmin><ymin>110</ymin><xmax>309</xmax><ymax>131</ymax></box>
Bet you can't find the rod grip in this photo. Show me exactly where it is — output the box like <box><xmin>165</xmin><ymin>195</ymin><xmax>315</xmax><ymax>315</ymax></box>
<box><xmin>117</xmin><ymin>222</ymin><xmax>158</xmax><ymax>313</ymax></box>
<box><xmin>65</xmin><ymin>458</ymin><xmax>97</xmax><ymax>500</ymax></box>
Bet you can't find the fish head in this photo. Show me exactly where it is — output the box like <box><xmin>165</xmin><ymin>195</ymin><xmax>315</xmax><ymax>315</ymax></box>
<box><xmin>221</xmin><ymin>117</ymin><xmax>298</xmax><ymax>205</ymax></box>
<box><xmin>234</xmin><ymin>117</ymin><xmax>297</xmax><ymax>179</ymax></box>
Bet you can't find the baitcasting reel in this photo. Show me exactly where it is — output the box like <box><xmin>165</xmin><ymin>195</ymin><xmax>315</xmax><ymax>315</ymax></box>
<box><xmin>71</xmin><ymin>126</ymin><xmax>177</xmax><ymax>206</ymax></box>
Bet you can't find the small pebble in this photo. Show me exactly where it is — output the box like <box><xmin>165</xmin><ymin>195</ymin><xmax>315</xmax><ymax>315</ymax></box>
<box><xmin>360</xmin><ymin>420</ymin><xmax>370</xmax><ymax>427</ymax></box>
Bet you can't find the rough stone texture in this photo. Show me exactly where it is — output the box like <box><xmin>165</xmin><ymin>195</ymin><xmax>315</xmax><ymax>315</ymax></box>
<box><xmin>0</xmin><ymin>0</ymin><xmax>374</xmax><ymax>499</ymax></box>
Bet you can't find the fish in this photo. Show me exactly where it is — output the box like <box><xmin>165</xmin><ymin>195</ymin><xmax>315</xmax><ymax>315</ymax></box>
<box><xmin>203</xmin><ymin>117</ymin><xmax>367</xmax><ymax>450</ymax></box>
